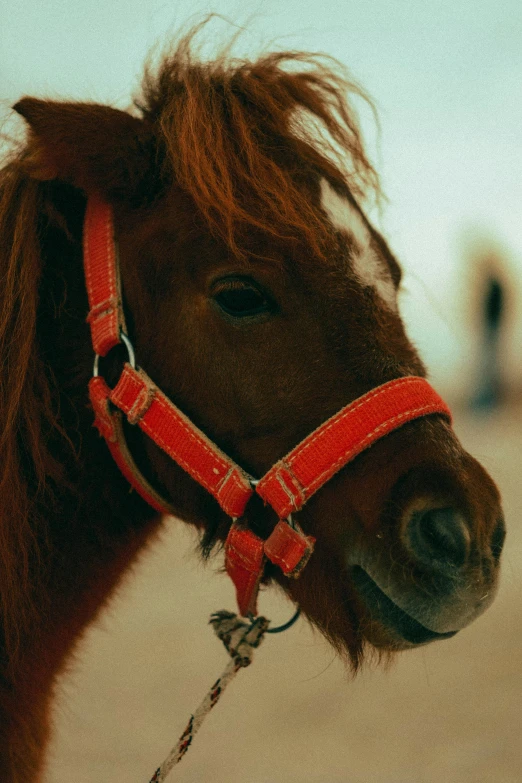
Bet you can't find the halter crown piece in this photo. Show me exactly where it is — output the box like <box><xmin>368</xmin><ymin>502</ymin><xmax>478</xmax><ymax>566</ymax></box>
<box><xmin>83</xmin><ymin>194</ymin><xmax>452</xmax><ymax>619</ymax></box>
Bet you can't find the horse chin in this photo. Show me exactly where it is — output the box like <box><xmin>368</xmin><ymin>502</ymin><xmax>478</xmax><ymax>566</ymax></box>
<box><xmin>350</xmin><ymin>566</ymin><xmax>458</xmax><ymax>648</ymax></box>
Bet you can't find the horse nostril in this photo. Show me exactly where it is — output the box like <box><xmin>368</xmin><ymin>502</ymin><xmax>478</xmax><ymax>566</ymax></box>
<box><xmin>406</xmin><ymin>507</ymin><xmax>470</xmax><ymax>571</ymax></box>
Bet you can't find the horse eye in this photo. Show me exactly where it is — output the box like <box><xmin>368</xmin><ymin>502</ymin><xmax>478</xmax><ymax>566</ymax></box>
<box><xmin>212</xmin><ymin>279</ymin><xmax>272</xmax><ymax>318</ymax></box>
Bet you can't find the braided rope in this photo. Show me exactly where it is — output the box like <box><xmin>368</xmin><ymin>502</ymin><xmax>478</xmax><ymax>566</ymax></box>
<box><xmin>148</xmin><ymin>612</ymin><xmax>269</xmax><ymax>782</ymax></box>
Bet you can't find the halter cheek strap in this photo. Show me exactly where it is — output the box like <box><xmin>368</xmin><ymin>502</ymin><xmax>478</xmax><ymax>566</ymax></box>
<box><xmin>83</xmin><ymin>195</ymin><xmax>452</xmax><ymax>618</ymax></box>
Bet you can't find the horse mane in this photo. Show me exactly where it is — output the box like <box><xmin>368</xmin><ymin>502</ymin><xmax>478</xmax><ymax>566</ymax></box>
<box><xmin>0</xmin><ymin>162</ymin><xmax>70</xmax><ymax>662</ymax></box>
<box><xmin>0</xmin><ymin>25</ymin><xmax>380</xmax><ymax>662</ymax></box>
<box><xmin>137</xmin><ymin>26</ymin><xmax>380</xmax><ymax>259</ymax></box>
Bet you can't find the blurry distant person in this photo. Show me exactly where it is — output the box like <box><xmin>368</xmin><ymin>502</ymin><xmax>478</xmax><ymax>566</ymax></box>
<box><xmin>471</xmin><ymin>274</ymin><xmax>504</xmax><ymax>410</ymax></box>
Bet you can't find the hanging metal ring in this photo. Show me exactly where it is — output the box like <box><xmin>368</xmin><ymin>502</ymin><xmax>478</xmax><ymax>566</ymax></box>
<box><xmin>248</xmin><ymin>606</ymin><xmax>301</xmax><ymax>634</ymax></box>
<box><xmin>93</xmin><ymin>331</ymin><xmax>136</xmax><ymax>378</ymax></box>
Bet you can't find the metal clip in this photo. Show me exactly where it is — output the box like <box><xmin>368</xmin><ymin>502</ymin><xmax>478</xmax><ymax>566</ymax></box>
<box><xmin>93</xmin><ymin>331</ymin><xmax>136</xmax><ymax>378</ymax></box>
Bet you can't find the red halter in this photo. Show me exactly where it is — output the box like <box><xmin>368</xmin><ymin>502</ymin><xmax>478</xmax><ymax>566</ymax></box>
<box><xmin>83</xmin><ymin>195</ymin><xmax>452</xmax><ymax>617</ymax></box>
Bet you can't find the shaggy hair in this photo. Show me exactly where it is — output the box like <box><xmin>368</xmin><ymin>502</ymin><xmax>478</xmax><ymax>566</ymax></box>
<box><xmin>0</xmin><ymin>23</ymin><xmax>378</xmax><ymax>661</ymax></box>
<box><xmin>137</xmin><ymin>25</ymin><xmax>380</xmax><ymax>258</ymax></box>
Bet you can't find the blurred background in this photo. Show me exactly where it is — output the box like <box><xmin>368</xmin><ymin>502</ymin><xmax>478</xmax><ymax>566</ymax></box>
<box><xmin>1</xmin><ymin>1</ymin><xmax>521</xmax><ymax>781</ymax></box>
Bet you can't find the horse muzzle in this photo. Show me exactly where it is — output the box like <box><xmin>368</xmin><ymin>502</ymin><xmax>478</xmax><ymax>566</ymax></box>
<box><xmin>347</xmin><ymin>495</ymin><xmax>505</xmax><ymax>646</ymax></box>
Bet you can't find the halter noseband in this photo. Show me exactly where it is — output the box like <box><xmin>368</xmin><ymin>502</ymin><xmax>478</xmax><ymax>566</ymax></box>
<box><xmin>83</xmin><ymin>195</ymin><xmax>452</xmax><ymax>618</ymax></box>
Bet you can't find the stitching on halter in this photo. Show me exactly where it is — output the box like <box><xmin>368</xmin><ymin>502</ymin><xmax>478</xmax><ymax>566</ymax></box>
<box><xmin>286</xmin><ymin>376</ymin><xmax>422</xmax><ymax>468</ymax></box>
<box><xmin>307</xmin><ymin>402</ymin><xmax>448</xmax><ymax>494</ymax></box>
<box><xmin>86</xmin><ymin>296</ymin><xmax>119</xmax><ymax>323</ymax></box>
<box><xmin>274</xmin><ymin>463</ymin><xmax>306</xmax><ymax>510</ymax></box>
<box><xmin>127</xmin><ymin>383</ymin><xmax>156</xmax><ymax>425</ymax></box>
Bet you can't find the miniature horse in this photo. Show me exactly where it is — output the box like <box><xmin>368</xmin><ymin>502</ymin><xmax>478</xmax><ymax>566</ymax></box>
<box><xmin>0</xmin><ymin>34</ymin><xmax>504</xmax><ymax>781</ymax></box>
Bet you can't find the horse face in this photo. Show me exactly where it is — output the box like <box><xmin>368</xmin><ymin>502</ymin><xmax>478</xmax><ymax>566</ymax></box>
<box><xmin>115</xmin><ymin>173</ymin><xmax>504</xmax><ymax>663</ymax></box>
<box><xmin>15</xmin><ymin>55</ymin><xmax>504</xmax><ymax>666</ymax></box>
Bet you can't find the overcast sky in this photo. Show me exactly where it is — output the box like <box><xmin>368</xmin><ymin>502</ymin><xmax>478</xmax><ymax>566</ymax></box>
<box><xmin>1</xmin><ymin>0</ymin><xmax>521</xmax><ymax>395</ymax></box>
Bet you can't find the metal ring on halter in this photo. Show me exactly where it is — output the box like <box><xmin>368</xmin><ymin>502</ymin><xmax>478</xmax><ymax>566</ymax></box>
<box><xmin>92</xmin><ymin>332</ymin><xmax>136</xmax><ymax>378</ymax></box>
<box><xmin>248</xmin><ymin>606</ymin><xmax>301</xmax><ymax>634</ymax></box>
<box><xmin>266</xmin><ymin>607</ymin><xmax>301</xmax><ymax>633</ymax></box>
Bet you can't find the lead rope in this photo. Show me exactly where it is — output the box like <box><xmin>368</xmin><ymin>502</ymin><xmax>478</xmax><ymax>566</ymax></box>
<box><xmin>148</xmin><ymin>609</ymin><xmax>300</xmax><ymax>782</ymax></box>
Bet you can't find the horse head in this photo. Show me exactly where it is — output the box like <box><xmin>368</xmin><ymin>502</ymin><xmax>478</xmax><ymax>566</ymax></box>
<box><xmin>13</xmin><ymin>45</ymin><xmax>504</xmax><ymax>671</ymax></box>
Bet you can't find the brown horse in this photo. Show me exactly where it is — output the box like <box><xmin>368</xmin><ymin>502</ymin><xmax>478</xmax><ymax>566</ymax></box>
<box><xmin>0</xmin><ymin>31</ymin><xmax>504</xmax><ymax>781</ymax></box>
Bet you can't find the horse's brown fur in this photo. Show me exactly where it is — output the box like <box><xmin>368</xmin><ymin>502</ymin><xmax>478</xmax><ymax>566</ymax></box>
<box><xmin>0</xmin><ymin>26</ymin><xmax>503</xmax><ymax>781</ymax></box>
<box><xmin>1</xmin><ymin>35</ymin><xmax>378</xmax><ymax>663</ymax></box>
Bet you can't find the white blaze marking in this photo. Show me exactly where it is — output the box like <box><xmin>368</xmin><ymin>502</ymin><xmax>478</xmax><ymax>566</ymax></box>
<box><xmin>320</xmin><ymin>179</ymin><xmax>397</xmax><ymax>310</ymax></box>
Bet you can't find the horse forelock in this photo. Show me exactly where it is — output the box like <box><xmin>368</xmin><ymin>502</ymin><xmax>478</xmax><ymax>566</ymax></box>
<box><xmin>136</xmin><ymin>27</ymin><xmax>381</xmax><ymax>261</ymax></box>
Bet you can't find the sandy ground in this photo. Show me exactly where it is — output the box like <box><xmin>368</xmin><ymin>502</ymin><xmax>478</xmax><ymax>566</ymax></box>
<box><xmin>46</xmin><ymin>403</ymin><xmax>522</xmax><ymax>783</ymax></box>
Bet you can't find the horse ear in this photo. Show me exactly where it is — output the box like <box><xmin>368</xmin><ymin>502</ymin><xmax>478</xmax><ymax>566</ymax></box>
<box><xmin>13</xmin><ymin>97</ymin><xmax>161</xmax><ymax>201</ymax></box>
